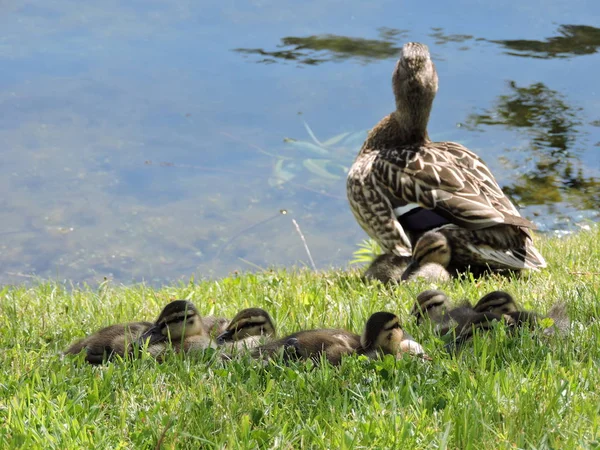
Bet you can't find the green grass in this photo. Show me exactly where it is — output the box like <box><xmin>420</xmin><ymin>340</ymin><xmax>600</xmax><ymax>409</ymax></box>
<box><xmin>1</xmin><ymin>227</ymin><xmax>599</xmax><ymax>449</ymax></box>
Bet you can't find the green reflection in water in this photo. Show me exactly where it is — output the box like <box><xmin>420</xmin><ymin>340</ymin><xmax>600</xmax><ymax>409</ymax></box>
<box><xmin>489</xmin><ymin>25</ymin><xmax>600</xmax><ymax>59</ymax></box>
<box><xmin>234</xmin><ymin>24</ymin><xmax>600</xmax><ymax>66</ymax></box>
<box><xmin>234</xmin><ymin>27</ymin><xmax>407</xmax><ymax>65</ymax></box>
<box><xmin>466</xmin><ymin>81</ymin><xmax>599</xmax><ymax>210</ymax></box>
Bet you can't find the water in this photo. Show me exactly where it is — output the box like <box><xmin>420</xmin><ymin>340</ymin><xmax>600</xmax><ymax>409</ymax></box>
<box><xmin>1</xmin><ymin>0</ymin><xmax>599</xmax><ymax>285</ymax></box>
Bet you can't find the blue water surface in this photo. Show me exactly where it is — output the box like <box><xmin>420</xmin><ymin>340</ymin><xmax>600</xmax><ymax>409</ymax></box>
<box><xmin>1</xmin><ymin>0</ymin><xmax>599</xmax><ymax>285</ymax></box>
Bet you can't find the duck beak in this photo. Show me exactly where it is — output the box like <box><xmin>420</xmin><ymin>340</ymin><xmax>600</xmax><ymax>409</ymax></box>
<box><xmin>138</xmin><ymin>325</ymin><xmax>166</xmax><ymax>348</ymax></box>
<box><xmin>398</xmin><ymin>332</ymin><xmax>432</xmax><ymax>360</ymax></box>
<box><xmin>400</xmin><ymin>261</ymin><xmax>419</xmax><ymax>281</ymax></box>
<box><xmin>216</xmin><ymin>329</ymin><xmax>234</xmax><ymax>345</ymax></box>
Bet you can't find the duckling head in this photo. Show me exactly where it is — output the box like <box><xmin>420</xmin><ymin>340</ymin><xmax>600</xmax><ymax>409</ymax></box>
<box><xmin>216</xmin><ymin>308</ymin><xmax>275</xmax><ymax>344</ymax></box>
<box><xmin>401</xmin><ymin>231</ymin><xmax>451</xmax><ymax>281</ymax></box>
<box><xmin>474</xmin><ymin>291</ymin><xmax>518</xmax><ymax>315</ymax></box>
<box><xmin>410</xmin><ymin>289</ymin><xmax>451</xmax><ymax>325</ymax></box>
<box><xmin>361</xmin><ymin>312</ymin><xmax>430</xmax><ymax>359</ymax></box>
<box><xmin>139</xmin><ymin>300</ymin><xmax>204</xmax><ymax>347</ymax></box>
<box><xmin>392</xmin><ymin>42</ymin><xmax>438</xmax><ymax>133</ymax></box>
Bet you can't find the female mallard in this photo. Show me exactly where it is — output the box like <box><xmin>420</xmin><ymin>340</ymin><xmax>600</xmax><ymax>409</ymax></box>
<box><xmin>347</xmin><ymin>42</ymin><xmax>546</xmax><ymax>273</ymax></box>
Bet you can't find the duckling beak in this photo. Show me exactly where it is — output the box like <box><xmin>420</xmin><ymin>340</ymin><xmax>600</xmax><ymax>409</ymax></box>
<box><xmin>216</xmin><ymin>329</ymin><xmax>234</xmax><ymax>345</ymax></box>
<box><xmin>138</xmin><ymin>325</ymin><xmax>166</xmax><ymax>348</ymax></box>
<box><xmin>398</xmin><ymin>332</ymin><xmax>432</xmax><ymax>361</ymax></box>
<box><xmin>400</xmin><ymin>261</ymin><xmax>419</xmax><ymax>281</ymax></box>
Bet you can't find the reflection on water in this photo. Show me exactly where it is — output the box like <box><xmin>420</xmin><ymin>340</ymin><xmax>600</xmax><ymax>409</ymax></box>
<box><xmin>466</xmin><ymin>81</ymin><xmax>599</xmax><ymax>211</ymax></box>
<box><xmin>0</xmin><ymin>1</ymin><xmax>599</xmax><ymax>285</ymax></box>
<box><xmin>236</xmin><ymin>24</ymin><xmax>600</xmax><ymax>65</ymax></box>
<box><xmin>235</xmin><ymin>28</ymin><xmax>407</xmax><ymax>65</ymax></box>
<box><xmin>489</xmin><ymin>25</ymin><xmax>600</xmax><ymax>59</ymax></box>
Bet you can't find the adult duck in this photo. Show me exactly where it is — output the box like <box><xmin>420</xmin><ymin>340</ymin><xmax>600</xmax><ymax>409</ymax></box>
<box><xmin>347</xmin><ymin>42</ymin><xmax>546</xmax><ymax>272</ymax></box>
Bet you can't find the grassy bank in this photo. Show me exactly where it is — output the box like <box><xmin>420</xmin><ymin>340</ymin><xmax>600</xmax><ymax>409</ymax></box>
<box><xmin>1</xmin><ymin>227</ymin><xmax>599</xmax><ymax>449</ymax></box>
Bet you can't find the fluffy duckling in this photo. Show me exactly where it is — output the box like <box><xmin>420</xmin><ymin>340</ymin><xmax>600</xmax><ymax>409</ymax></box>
<box><xmin>65</xmin><ymin>300</ymin><xmax>221</xmax><ymax>364</ymax></box>
<box><xmin>473</xmin><ymin>290</ymin><xmax>569</xmax><ymax>335</ymax></box>
<box><xmin>203</xmin><ymin>315</ymin><xmax>231</xmax><ymax>340</ymax></box>
<box><xmin>401</xmin><ymin>232</ymin><xmax>452</xmax><ymax>282</ymax></box>
<box><xmin>411</xmin><ymin>290</ymin><xmax>506</xmax><ymax>350</ymax></box>
<box><xmin>216</xmin><ymin>308</ymin><xmax>276</xmax><ymax>350</ymax></box>
<box><xmin>254</xmin><ymin>312</ymin><xmax>429</xmax><ymax>365</ymax></box>
<box><xmin>363</xmin><ymin>251</ymin><xmax>450</xmax><ymax>283</ymax></box>
<box><xmin>363</xmin><ymin>253</ymin><xmax>411</xmax><ymax>283</ymax></box>
<box><xmin>65</xmin><ymin>321</ymin><xmax>153</xmax><ymax>364</ymax></box>
<box><xmin>411</xmin><ymin>289</ymin><xmax>474</xmax><ymax>331</ymax></box>
<box><xmin>137</xmin><ymin>300</ymin><xmax>216</xmax><ymax>358</ymax></box>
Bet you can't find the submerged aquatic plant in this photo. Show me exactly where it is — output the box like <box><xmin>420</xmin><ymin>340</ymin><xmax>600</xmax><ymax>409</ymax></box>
<box><xmin>269</xmin><ymin>121</ymin><xmax>367</xmax><ymax>187</ymax></box>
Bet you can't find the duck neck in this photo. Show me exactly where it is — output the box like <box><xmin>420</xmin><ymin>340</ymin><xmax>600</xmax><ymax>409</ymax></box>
<box><xmin>360</xmin><ymin>109</ymin><xmax>430</xmax><ymax>155</ymax></box>
<box><xmin>392</xmin><ymin>94</ymin><xmax>433</xmax><ymax>143</ymax></box>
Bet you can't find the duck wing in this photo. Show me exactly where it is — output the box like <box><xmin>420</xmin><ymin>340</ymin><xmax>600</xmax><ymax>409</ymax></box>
<box><xmin>373</xmin><ymin>141</ymin><xmax>535</xmax><ymax>230</ymax></box>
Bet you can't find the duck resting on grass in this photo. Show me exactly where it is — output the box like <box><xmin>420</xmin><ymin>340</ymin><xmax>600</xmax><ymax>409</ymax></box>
<box><xmin>411</xmin><ymin>289</ymin><xmax>509</xmax><ymax>351</ymax></box>
<box><xmin>65</xmin><ymin>300</ymin><xmax>225</xmax><ymax>364</ymax></box>
<box><xmin>216</xmin><ymin>307</ymin><xmax>276</xmax><ymax>351</ymax></box>
<box><xmin>64</xmin><ymin>320</ymin><xmax>154</xmax><ymax>364</ymax></box>
<box><xmin>136</xmin><ymin>300</ymin><xmax>218</xmax><ymax>359</ymax></box>
<box><xmin>363</xmin><ymin>250</ymin><xmax>450</xmax><ymax>283</ymax></box>
<box><xmin>347</xmin><ymin>42</ymin><xmax>546</xmax><ymax>276</ymax></box>
<box><xmin>252</xmin><ymin>311</ymin><xmax>430</xmax><ymax>365</ymax></box>
<box><xmin>473</xmin><ymin>290</ymin><xmax>570</xmax><ymax>336</ymax></box>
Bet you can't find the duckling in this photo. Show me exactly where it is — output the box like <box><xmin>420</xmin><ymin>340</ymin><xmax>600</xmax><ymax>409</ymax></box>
<box><xmin>411</xmin><ymin>289</ymin><xmax>506</xmax><ymax>350</ymax></box>
<box><xmin>357</xmin><ymin>311</ymin><xmax>430</xmax><ymax>360</ymax></box>
<box><xmin>363</xmin><ymin>253</ymin><xmax>411</xmax><ymax>283</ymax></box>
<box><xmin>203</xmin><ymin>315</ymin><xmax>231</xmax><ymax>340</ymax></box>
<box><xmin>137</xmin><ymin>300</ymin><xmax>216</xmax><ymax>358</ymax></box>
<box><xmin>65</xmin><ymin>321</ymin><xmax>153</xmax><ymax>364</ymax></box>
<box><xmin>216</xmin><ymin>308</ymin><xmax>276</xmax><ymax>350</ymax></box>
<box><xmin>347</xmin><ymin>42</ymin><xmax>546</xmax><ymax>274</ymax></box>
<box><xmin>254</xmin><ymin>311</ymin><xmax>429</xmax><ymax>365</ymax></box>
<box><xmin>411</xmin><ymin>289</ymin><xmax>475</xmax><ymax>332</ymax></box>
<box><xmin>401</xmin><ymin>231</ymin><xmax>452</xmax><ymax>282</ymax></box>
<box><xmin>363</xmin><ymin>252</ymin><xmax>450</xmax><ymax>283</ymax></box>
<box><xmin>402</xmin><ymin>232</ymin><xmax>451</xmax><ymax>281</ymax></box>
<box><xmin>473</xmin><ymin>290</ymin><xmax>570</xmax><ymax>335</ymax></box>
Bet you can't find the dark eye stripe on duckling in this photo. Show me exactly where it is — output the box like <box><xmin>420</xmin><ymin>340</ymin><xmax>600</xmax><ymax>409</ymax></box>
<box><xmin>422</xmin><ymin>299</ymin><xmax>445</xmax><ymax>312</ymax></box>
<box><xmin>416</xmin><ymin>243</ymin><xmax>446</xmax><ymax>262</ymax></box>
<box><xmin>161</xmin><ymin>311</ymin><xmax>196</xmax><ymax>327</ymax></box>
<box><xmin>233</xmin><ymin>319</ymin><xmax>267</xmax><ymax>330</ymax></box>
<box><xmin>384</xmin><ymin>321</ymin><xmax>401</xmax><ymax>331</ymax></box>
<box><xmin>412</xmin><ymin>300</ymin><xmax>445</xmax><ymax>318</ymax></box>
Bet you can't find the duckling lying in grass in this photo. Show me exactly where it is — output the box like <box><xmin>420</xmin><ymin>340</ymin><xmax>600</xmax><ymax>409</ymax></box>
<box><xmin>65</xmin><ymin>321</ymin><xmax>154</xmax><ymax>364</ymax></box>
<box><xmin>216</xmin><ymin>308</ymin><xmax>276</xmax><ymax>351</ymax></box>
<box><xmin>136</xmin><ymin>300</ymin><xmax>219</xmax><ymax>359</ymax></box>
<box><xmin>252</xmin><ymin>311</ymin><xmax>430</xmax><ymax>365</ymax></box>
<box><xmin>363</xmin><ymin>254</ymin><xmax>410</xmax><ymax>283</ymax></box>
<box><xmin>65</xmin><ymin>300</ymin><xmax>222</xmax><ymax>363</ymax></box>
<box><xmin>473</xmin><ymin>290</ymin><xmax>570</xmax><ymax>336</ymax></box>
<box><xmin>362</xmin><ymin>247</ymin><xmax>450</xmax><ymax>283</ymax></box>
<box><xmin>401</xmin><ymin>232</ymin><xmax>452</xmax><ymax>282</ymax></box>
<box><xmin>412</xmin><ymin>289</ymin><xmax>571</xmax><ymax>352</ymax></box>
<box><xmin>411</xmin><ymin>289</ymin><xmax>507</xmax><ymax>351</ymax></box>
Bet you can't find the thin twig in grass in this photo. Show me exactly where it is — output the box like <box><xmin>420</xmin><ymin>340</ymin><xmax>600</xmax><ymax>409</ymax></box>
<box><xmin>214</xmin><ymin>209</ymin><xmax>287</xmax><ymax>261</ymax></box>
<box><xmin>291</xmin><ymin>217</ymin><xmax>317</xmax><ymax>271</ymax></box>
<box><xmin>237</xmin><ymin>257</ymin><xmax>267</xmax><ymax>272</ymax></box>
<box><xmin>155</xmin><ymin>417</ymin><xmax>174</xmax><ymax>450</ymax></box>
<box><xmin>6</xmin><ymin>271</ymin><xmax>36</xmax><ymax>278</ymax></box>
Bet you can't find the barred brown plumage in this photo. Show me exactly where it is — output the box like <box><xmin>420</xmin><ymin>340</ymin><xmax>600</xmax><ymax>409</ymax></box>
<box><xmin>347</xmin><ymin>42</ymin><xmax>546</xmax><ymax>273</ymax></box>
